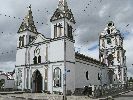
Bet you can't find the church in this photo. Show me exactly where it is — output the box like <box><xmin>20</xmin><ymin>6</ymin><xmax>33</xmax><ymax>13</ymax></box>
<box><xmin>99</xmin><ymin>21</ymin><xmax>127</xmax><ymax>84</ymax></box>
<box><xmin>15</xmin><ymin>0</ymin><xmax>127</xmax><ymax>94</ymax></box>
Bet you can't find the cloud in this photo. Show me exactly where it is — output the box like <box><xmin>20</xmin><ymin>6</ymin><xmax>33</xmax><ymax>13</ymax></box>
<box><xmin>123</xmin><ymin>33</ymin><xmax>133</xmax><ymax>77</ymax></box>
<box><xmin>99</xmin><ymin>4</ymin><xmax>110</xmax><ymax>18</ymax></box>
<box><xmin>0</xmin><ymin>61</ymin><xmax>15</xmax><ymax>72</ymax></box>
<box><xmin>0</xmin><ymin>0</ymin><xmax>132</xmax><ymax>78</ymax></box>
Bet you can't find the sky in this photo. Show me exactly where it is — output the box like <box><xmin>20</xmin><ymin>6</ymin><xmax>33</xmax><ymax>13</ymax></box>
<box><xmin>0</xmin><ymin>0</ymin><xmax>133</xmax><ymax>77</ymax></box>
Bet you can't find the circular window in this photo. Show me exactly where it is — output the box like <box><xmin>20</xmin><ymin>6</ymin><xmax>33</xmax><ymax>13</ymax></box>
<box><xmin>107</xmin><ymin>38</ymin><xmax>111</xmax><ymax>44</ymax></box>
<box><xmin>107</xmin><ymin>21</ymin><xmax>114</xmax><ymax>27</ymax></box>
<box><xmin>35</xmin><ymin>48</ymin><xmax>40</xmax><ymax>55</ymax></box>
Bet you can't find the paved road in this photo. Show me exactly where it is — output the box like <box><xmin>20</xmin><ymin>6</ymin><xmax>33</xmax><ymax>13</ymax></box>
<box><xmin>114</xmin><ymin>90</ymin><xmax>133</xmax><ymax>100</ymax></box>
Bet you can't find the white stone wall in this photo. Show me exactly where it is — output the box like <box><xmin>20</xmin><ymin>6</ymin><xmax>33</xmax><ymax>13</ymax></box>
<box><xmin>48</xmin><ymin>62</ymin><xmax>64</xmax><ymax>93</ymax></box>
<box><xmin>51</xmin><ymin>19</ymin><xmax>65</xmax><ymax>38</ymax></box>
<box><xmin>28</xmin><ymin>44</ymin><xmax>48</xmax><ymax>64</ymax></box>
<box><xmin>75</xmin><ymin>59</ymin><xmax>101</xmax><ymax>88</ymax></box>
<box><xmin>49</xmin><ymin>39</ymin><xmax>64</xmax><ymax>62</ymax></box>
<box><xmin>0</xmin><ymin>75</ymin><xmax>15</xmax><ymax>89</ymax></box>
<box><xmin>17</xmin><ymin>31</ymin><xmax>36</xmax><ymax>47</ymax></box>
<box><xmin>75</xmin><ymin>59</ymin><xmax>109</xmax><ymax>89</ymax></box>
<box><xmin>66</xmin><ymin>62</ymin><xmax>75</xmax><ymax>93</ymax></box>
<box><xmin>101</xmin><ymin>67</ymin><xmax>109</xmax><ymax>85</ymax></box>
<box><xmin>16</xmin><ymin>48</ymin><xmax>26</xmax><ymax>66</ymax></box>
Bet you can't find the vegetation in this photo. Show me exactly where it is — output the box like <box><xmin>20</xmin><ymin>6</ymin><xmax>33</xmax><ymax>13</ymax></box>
<box><xmin>0</xmin><ymin>79</ymin><xmax>5</xmax><ymax>89</ymax></box>
<box><xmin>128</xmin><ymin>77</ymin><xmax>133</xmax><ymax>82</ymax></box>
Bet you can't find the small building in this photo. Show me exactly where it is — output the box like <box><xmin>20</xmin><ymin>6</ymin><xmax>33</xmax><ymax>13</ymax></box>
<box><xmin>0</xmin><ymin>72</ymin><xmax>15</xmax><ymax>89</ymax></box>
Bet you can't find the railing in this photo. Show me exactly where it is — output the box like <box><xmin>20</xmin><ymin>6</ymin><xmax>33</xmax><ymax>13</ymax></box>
<box><xmin>91</xmin><ymin>82</ymin><xmax>133</xmax><ymax>98</ymax></box>
<box><xmin>73</xmin><ymin>83</ymin><xmax>133</xmax><ymax>98</ymax></box>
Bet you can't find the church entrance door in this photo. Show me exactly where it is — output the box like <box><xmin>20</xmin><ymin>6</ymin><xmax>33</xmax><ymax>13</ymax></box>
<box><xmin>32</xmin><ymin>70</ymin><xmax>42</xmax><ymax>93</ymax></box>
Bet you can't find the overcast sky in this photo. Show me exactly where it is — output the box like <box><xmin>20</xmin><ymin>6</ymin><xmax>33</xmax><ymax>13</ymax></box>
<box><xmin>0</xmin><ymin>0</ymin><xmax>133</xmax><ymax>77</ymax></box>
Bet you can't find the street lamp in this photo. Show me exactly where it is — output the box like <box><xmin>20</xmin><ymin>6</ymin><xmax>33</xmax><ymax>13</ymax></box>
<box><xmin>63</xmin><ymin>38</ymin><xmax>67</xmax><ymax>100</ymax></box>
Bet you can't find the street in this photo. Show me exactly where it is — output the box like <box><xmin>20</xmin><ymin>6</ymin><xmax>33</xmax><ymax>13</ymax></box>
<box><xmin>114</xmin><ymin>90</ymin><xmax>133</xmax><ymax>100</ymax></box>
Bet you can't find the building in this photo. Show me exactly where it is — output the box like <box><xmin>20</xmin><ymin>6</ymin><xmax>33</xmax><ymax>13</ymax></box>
<box><xmin>0</xmin><ymin>71</ymin><xmax>15</xmax><ymax>89</ymax></box>
<box><xmin>15</xmin><ymin>0</ymin><xmax>109</xmax><ymax>94</ymax></box>
<box><xmin>99</xmin><ymin>21</ymin><xmax>127</xmax><ymax>84</ymax></box>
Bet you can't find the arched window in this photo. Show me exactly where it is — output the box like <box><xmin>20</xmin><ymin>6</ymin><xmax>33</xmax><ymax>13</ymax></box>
<box><xmin>67</xmin><ymin>24</ymin><xmax>73</xmax><ymax>39</ymax></box>
<box><xmin>38</xmin><ymin>55</ymin><xmax>41</xmax><ymax>63</ymax></box>
<box><xmin>29</xmin><ymin>35</ymin><xmax>35</xmax><ymax>43</ymax></box>
<box><xmin>98</xmin><ymin>73</ymin><xmax>101</xmax><ymax>80</ymax></box>
<box><xmin>57</xmin><ymin>23</ymin><xmax>63</xmax><ymax>37</ymax></box>
<box><xmin>19</xmin><ymin>36</ymin><xmax>24</xmax><ymax>47</ymax></box>
<box><xmin>0</xmin><ymin>79</ymin><xmax>5</xmax><ymax>88</ymax></box>
<box><xmin>107</xmin><ymin>38</ymin><xmax>111</xmax><ymax>44</ymax></box>
<box><xmin>54</xmin><ymin>24</ymin><xmax>57</xmax><ymax>38</ymax></box>
<box><xmin>33</xmin><ymin>56</ymin><xmax>37</xmax><ymax>64</ymax></box>
<box><xmin>19</xmin><ymin>37</ymin><xmax>21</xmax><ymax>47</ymax></box>
<box><xmin>22</xmin><ymin>36</ymin><xmax>24</xmax><ymax>47</ymax></box>
<box><xmin>86</xmin><ymin>71</ymin><xmax>89</xmax><ymax>80</ymax></box>
<box><xmin>107</xmin><ymin>29</ymin><xmax>110</xmax><ymax>34</ymax></box>
<box><xmin>53</xmin><ymin>67</ymin><xmax>61</xmax><ymax>87</ymax></box>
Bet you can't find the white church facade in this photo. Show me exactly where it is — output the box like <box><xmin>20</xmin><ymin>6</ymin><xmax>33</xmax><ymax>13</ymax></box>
<box><xmin>15</xmin><ymin>0</ymin><xmax>126</xmax><ymax>94</ymax></box>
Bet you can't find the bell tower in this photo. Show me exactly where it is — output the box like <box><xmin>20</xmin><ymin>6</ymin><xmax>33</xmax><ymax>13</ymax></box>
<box><xmin>99</xmin><ymin>21</ymin><xmax>127</xmax><ymax>84</ymax></box>
<box><xmin>50</xmin><ymin>0</ymin><xmax>75</xmax><ymax>39</ymax></box>
<box><xmin>17</xmin><ymin>5</ymin><xmax>38</xmax><ymax>48</ymax></box>
<box><xmin>48</xmin><ymin>0</ymin><xmax>76</xmax><ymax>94</ymax></box>
<box><xmin>15</xmin><ymin>6</ymin><xmax>38</xmax><ymax>90</ymax></box>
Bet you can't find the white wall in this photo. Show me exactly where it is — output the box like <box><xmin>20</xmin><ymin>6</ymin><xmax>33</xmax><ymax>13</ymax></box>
<box><xmin>75</xmin><ymin>59</ymin><xmax>102</xmax><ymax>88</ymax></box>
<box><xmin>66</xmin><ymin>62</ymin><xmax>75</xmax><ymax>93</ymax></box>
<box><xmin>49</xmin><ymin>40</ymin><xmax>64</xmax><ymax>62</ymax></box>
<box><xmin>0</xmin><ymin>75</ymin><xmax>15</xmax><ymax>89</ymax></box>
<box><xmin>48</xmin><ymin>62</ymin><xmax>64</xmax><ymax>93</ymax></box>
<box><xmin>16</xmin><ymin>48</ymin><xmax>26</xmax><ymax>66</ymax></box>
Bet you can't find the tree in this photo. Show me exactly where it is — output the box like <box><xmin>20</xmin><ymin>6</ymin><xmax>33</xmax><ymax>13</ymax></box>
<box><xmin>0</xmin><ymin>79</ymin><xmax>5</xmax><ymax>89</ymax></box>
<box><xmin>128</xmin><ymin>77</ymin><xmax>133</xmax><ymax>82</ymax></box>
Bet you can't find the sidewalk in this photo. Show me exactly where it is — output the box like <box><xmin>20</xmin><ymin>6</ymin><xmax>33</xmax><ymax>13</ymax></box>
<box><xmin>0</xmin><ymin>90</ymin><xmax>131</xmax><ymax>100</ymax></box>
<box><xmin>98</xmin><ymin>90</ymin><xmax>132</xmax><ymax>100</ymax></box>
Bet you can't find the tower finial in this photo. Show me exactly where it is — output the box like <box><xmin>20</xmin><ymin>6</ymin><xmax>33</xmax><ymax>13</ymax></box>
<box><xmin>27</xmin><ymin>4</ymin><xmax>31</xmax><ymax>11</ymax></box>
<box><xmin>17</xmin><ymin>5</ymin><xmax>38</xmax><ymax>33</ymax></box>
<box><xmin>58</xmin><ymin>0</ymin><xmax>68</xmax><ymax>11</ymax></box>
<box><xmin>29</xmin><ymin>4</ymin><xmax>31</xmax><ymax>10</ymax></box>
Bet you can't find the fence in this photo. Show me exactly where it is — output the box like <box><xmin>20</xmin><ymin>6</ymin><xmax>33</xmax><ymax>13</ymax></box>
<box><xmin>90</xmin><ymin>82</ymin><xmax>133</xmax><ymax>98</ymax></box>
<box><xmin>73</xmin><ymin>82</ymin><xmax>133</xmax><ymax>98</ymax></box>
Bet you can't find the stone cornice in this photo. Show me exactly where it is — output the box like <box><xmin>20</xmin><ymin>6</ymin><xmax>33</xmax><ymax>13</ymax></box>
<box><xmin>75</xmin><ymin>52</ymin><xmax>106</xmax><ymax>66</ymax></box>
<box><xmin>17</xmin><ymin>36</ymin><xmax>75</xmax><ymax>49</ymax></box>
<box><xmin>15</xmin><ymin>60</ymin><xmax>75</xmax><ymax>67</ymax></box>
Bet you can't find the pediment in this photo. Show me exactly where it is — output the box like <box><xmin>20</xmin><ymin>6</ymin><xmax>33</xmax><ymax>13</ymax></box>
<box><xmin>30</xmin><ymin>33</ymin><xmax>49</xmax><ymax>45</ymax></box>
<box><xmin>50</xmin><ymin>8</ymin><xmax>76</xmax><ymax>24</ymax></box>
<box><xmin>50</xmin><ymin>9</ymin><xmax>64</xmax><ymax>21</ymax></box>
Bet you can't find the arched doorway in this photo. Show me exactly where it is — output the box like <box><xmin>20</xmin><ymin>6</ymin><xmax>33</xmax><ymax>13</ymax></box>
<box><xmin>32</xmin><ymin>70</ymin><xmax>42</xmax><ymax>93</ymax></box>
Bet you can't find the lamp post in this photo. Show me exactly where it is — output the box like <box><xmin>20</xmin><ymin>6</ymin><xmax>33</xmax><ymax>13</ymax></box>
<box><xmin>63</xmin><ymin>23</ymin><xmax>67</xmax><ymax>100</ymax></box>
